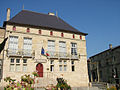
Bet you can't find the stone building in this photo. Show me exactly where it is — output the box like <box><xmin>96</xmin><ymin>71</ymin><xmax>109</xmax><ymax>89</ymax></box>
<box><xmin>0</xmin><ymin>27</ymin><xmax>5</xmax><ymax>80</ymax></box>
<box><xmin>88</xmin><ymin>45</ymin><xmax>120</xmax><ymax>84</ymax></box>
<box><xmin>1</xmin><ymin>8</ymin><xmax>89</xmax><ymax>87</ymax></box>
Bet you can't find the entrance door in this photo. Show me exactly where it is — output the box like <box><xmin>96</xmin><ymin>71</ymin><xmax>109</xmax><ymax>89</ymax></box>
<box><xmin>36</xmin><ymin>63</ymin><xmax>43</xmax><ymax>77</ymax></box>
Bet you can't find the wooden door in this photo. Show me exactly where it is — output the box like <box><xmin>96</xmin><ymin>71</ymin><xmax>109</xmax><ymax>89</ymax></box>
<box><xmin>36</xmin><ymin>63</ymin><xmax>43</xmax><ymax>77</ymax></box>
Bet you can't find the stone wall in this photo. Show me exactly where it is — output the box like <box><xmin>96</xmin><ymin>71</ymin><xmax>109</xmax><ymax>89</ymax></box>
<box><xmin>2</xmin><ymin>24</ymin><xmax>89</xmax><ymax>87</ymax></box>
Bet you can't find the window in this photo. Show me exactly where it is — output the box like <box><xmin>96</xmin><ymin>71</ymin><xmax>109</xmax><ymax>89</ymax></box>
<box><xmin>23</xmin><ymin>38</ymin><xmax>32</xmax><ymax>56</ymax></box>
<box><xmin>64</xmin><ymin>65</ymin><xmax>67</xmax><ymax>71</ymax></box>
<box><xmin>71</xmin><ymin>61</ymin><xmax>75</xmax><ymax>71</ymax></box>
<box><xmin>48</xmin><ymin>40</ymin><xmax>55</xmax><ymax>56</ymax></box>
<box><xmin>16</xmin><ymin>64</ymin><xmax>20</xmax><ymax>72</ymax></box>
<box><xmin>50</xmin><ymin>31</ymin><xmax>53</xmax><ymax>36</ymax></box>
<box><xmin>10</xmin><ymin>58</ymin><xmax>15</xmax><ymax>72</ymax></box>
<box><xmin>72</xmin><ymin>66</ymin><xmax>75</xmax><ymax>71</ymax></box>
<box><xmin>10</xmin><ymin>59</ymin><xmax>14</xmax><ymax>63</ymax></box>
<box><xmin>73</xmin><ymin>34</ymin><xmax>75</xmax><ymax>38</ymax></box>
<box><xmin>39</xmin><ymin>30</ymin><xmax>41</xmax><ymax>34</ymax></box>
<box><xmin>23</xmin><ymin>59</ymin><xmax>27</xmax><ymax>63</ymax></box>
<box><xmin>10</xmin><ymin>58</ymin><xmax>28</xmax><ymax>72</ymax></box>
<box><xmin>59</xmin><ymin>60</ymin><xmax>62</xmax><ymax>64</ymax></box>
<box><xmin>50</xmin><ymin>60</ymin><xmax>54</xmax><ymax>71</ymax></box>
<box><xmin>23</xmin><ymin>59</ymin><xmax>27</xmax><ymax>72</ymax></box>
<box><xmin>61</xmin><ymin>32</ymin><xmax>64</xmax><ymax>37</ymax></box>
<box><xmin>16</xmin><ymin>59</ymin><xmax>20</xmax><ymax>63</ymax></box>
<box><xmin>27</xmin><ymin>28</ymin><xmax>30</xmax><ymax>33</ymax></box>
<box><xmin>10</xmin><ymin>64</ymin><xmax>14</xmax><ymax>72</ymax></box>
<box><xmin>59</xmin><ymin>65</ymin><xmax>62</xmax><ymax>71</ymax></box>
<box><xmin>71</xmin><ymin>61</ymin><xmax>74</xmax><ymax>64</ymax></box>
<box><xmin>23</xmin><ymin>64</ymin><xmax>27</xmax><ymax>72</ymax></box>
<box><xmin>9</xmin><ymin>36</ymin><xmax>18</xmax><ymax>54</ymax></box>
<box><xmin>71</xmin><ymin>43</ymin><xmax>77</xmax><ymax>55</ymax></box>
<box><xmin>59</xmin><ymin>41</ymin><xmax>66</xmax><ymax>57</ymax></box>
<box><xmin>59</xmin><ymin>60</ymin><xmax>67</xmax><ymax>71</ymax></box>
<box><xmin>13</xmin><ymin>26</ymin><xmax>16</xmax><ymax>31</ymax></box>
<box><xmin>64</xmin><ymin>61</ymin><xmax>67</xmax><ymax>64</ymax></box>
<box><xmin>48</xmin><ymin>40</ymin><xmax>55</xmax><ymax>51</ymax></box>
<box><xmin>80</xmin><ymin>35</ymin><xmax>82</xmax><ymax>40</ymax></box>
<box><xmin>50</xmin><ymin>65</ymin><xmax>54</xmax><ymax>71</ymax></box>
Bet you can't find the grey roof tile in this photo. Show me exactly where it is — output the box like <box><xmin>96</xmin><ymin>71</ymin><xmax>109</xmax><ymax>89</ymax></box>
<box><xmin>5</xmin><ymin>10</ymin><xmax>87</xmax><ymax>35</ymax></box>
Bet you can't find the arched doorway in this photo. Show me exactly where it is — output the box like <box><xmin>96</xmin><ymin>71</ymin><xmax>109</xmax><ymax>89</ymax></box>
<box><xmin>36</xmin><ymin>63</ymin><xmax>43</xmax><ymax>77</ymax></box>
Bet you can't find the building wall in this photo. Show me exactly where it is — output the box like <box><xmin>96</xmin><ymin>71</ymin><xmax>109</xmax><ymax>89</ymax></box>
<box><xmin>0</xmin><ymin>28</ymin><xmax>5</xmax><ymax>59</ymax></box>
<box><xmin>2</xmin><ymin>24</ymin><xmax>89</xmax><ymax>87</ymax></box>
<box><xmin>89</xmin><ymin>47</ymin><xmax>120</xmax><ymax>84</ymax></box>
<box><xmin>0</xmin><ymin>28</ymin><xmax>5</xmax><ymax>80</ymax></box>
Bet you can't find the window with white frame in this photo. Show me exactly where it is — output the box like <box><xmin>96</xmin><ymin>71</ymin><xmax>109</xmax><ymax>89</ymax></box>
<box><xmin>59</xmin><ymin>60</ymin><xmax>67</xmax><ymax>71</ymax></box>
<box><xmin>10</xmin><ymin>58</ymin><xmax>15</xmax><ymax>72</ymax></box>
<box><xmin>59</xmin><ymin>41</ymin><xmax>66</xmax><ymax>57</ymax></box>
<box><xmin>23</xmin><ymin>59</ymin><xmax>27</xmax><ymax>72</ymax></box>
<box><xmin>50</xmin><ymin>60</ymin><xmax>54</xmax><ymax>71</ymax></box>
<box><xmin>16</xmin><ymin>59</ymin><xmax>20</xmax><ymax>72</ymax></box>
<box><xmin>48</xmin><ymin>40</ymin><xmax>55</xmax><ymax>56</ymax></box>
<box><xmin>10</xmin><ymin>64</ymin><xmax>14</xmax><ymax>72</ymax></box>
<box><xmin>10</xmin><ymin>58</ymin><xmax>27</xmax><ymax>72</ymax></box>
<box><xmin>23</xmin><ymin>38</ymin><xmax>32</xmax><ymax>56</ymax></box>
<box><xmin>8</xmin><ymin>36</ymin><xmax>18</xmax><ymax>54</ymax></box>
<box><xmin>71</xmin><ymin>43</ymin><xmax>77</xmax><ymax>55</ymax></box>
<box><xmin>59</xmin><ymin>65</ymin><xmax>62</xmax><ymax>71</ymax></box>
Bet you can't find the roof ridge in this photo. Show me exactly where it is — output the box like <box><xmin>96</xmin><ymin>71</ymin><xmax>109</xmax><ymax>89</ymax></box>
<box><xmin>22</xmin><ymin>9</ymin><xmax>57</xmax><ymax>18</ymax></box>
<box><xmin>5</xmin><ymin>9</ymin><xmax>88</xmax><ymax>35</ymax></box>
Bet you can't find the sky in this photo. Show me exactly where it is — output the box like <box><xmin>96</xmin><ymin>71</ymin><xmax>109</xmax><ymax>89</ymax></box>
<box><xmin>0</xmin><ymin>0</ymin><xmax>120</xmax><ymax>58</ymax></box>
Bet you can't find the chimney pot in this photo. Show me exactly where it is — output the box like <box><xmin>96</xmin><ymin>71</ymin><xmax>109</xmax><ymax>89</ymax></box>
<box><xmin>109</xmin><ymin>44</ymin><xmax>112</xmax><ymax>49</ymax></box>
<box><xmin>6</xmin><ymin>8</ymin><xmax>10</xmax><ymax>21</ymax></box>
<box><xmin>48</xmin><ymin>12</ymin><xmax>55</xmax><ymax>16</ymax></box>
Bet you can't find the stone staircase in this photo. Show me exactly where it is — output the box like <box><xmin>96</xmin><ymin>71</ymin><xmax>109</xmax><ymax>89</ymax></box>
<box><xmin>91</xmin><ymin>82</ymin><xmax>107</xmax><ymax>90</ymax></box>
<box><xmin>35</xmin><ymin>77</ymin><xmax>57</xmax><ymax>88</ymax></box>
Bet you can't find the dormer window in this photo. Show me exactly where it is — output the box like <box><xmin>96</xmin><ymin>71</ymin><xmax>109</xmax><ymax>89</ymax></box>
<box><xmin>80</xmin><ymin>35</ymin><xmax>82</xmax><ymax>40</ymax></box>
<box><xmin>27</xmin><ymin>28</ymin><xmax>30</xmax><ymax>33</ymax></box>
<box><xmin>73</xmin><ymin>34</ymin><xmax>75</xmax><ymax>39</ymax></box>
<box><xmin>61</xmin><ymin>32</ymin><xmax>64</xmax><ymax>37</ymax></box>
<box><xmin>39</xmin><ymin>30</ymin><xmax>41</xmax><ymax>34</ymax></box>
<box><xmin>13</xmin><ymin>26</ymin><xmax>16</xmax><ymax>31</ymax></box>
<box><xmin>50</xmin><ymin>31</ymin><xmax>53</xmax><ymax>36</ymax></box>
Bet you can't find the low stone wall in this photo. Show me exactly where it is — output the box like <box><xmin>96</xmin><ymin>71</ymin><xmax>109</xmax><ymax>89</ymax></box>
<box><xmin>72</xmin><ymin>87</ymin><xmax>100</xmax><ymax>90</ymax></box>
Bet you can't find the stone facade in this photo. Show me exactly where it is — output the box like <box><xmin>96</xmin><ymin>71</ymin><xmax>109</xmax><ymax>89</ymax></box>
<box><xmin>88</xmin><ymin>45</ymin><xmax>120</xmax><ymax>84</ymax></box>
<box><xmin>1</xmin><ymin>11</ymin><xmax>89</xmax><ymax>87</ymax></box>
<box><xmin>0</xmin><ymin>27</ymin><xmax>5</xmax><ymax>80</ymax></box>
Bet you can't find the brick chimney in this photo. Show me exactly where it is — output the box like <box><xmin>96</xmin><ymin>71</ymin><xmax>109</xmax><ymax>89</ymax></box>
<box><xmin>6</xmin><ymin>8</ymin><xmax>10</xmax><ymax>21</ymax></box>
<box><xmin>48</xmin><ymin>12</ymin><xmax>55</xmax><ymax>16</ymax></box>
<box><xmin>109</xmin><ymin>44</ymin><xmax>112</xmax><ymax>49</ymax></box>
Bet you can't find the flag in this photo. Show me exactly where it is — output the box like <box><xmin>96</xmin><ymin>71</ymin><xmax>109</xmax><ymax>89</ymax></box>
<box><xmin>46</xmin><ymin>51</ymin><xmax>49</xmax><ymax>56</ymax></box>
<box><xmin>0</xmin><ymin>37</ymin><xmax>8</xmax><ymax>54</ymax></box>
<box><xmin>41</xmin><ymin>47</ymin><xmax>45</xmax><ymax>55</ymax></box>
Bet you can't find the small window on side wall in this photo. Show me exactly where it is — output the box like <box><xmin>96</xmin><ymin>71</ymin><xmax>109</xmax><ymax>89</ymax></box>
<box><xmin>80</xmin><ymin>35</ymin><xmax>82</xmax><ymax>40</ymax></box>
<box><xmin>13</xmin><ymin>26</ymin><xmax>16</xmax><ymax>31</ymax></box>
<box><xmin>50</xmin><ymin>31</ymin><xmax>53</xmax><ymax>36</ymax></box>
<box><xmin>73</xmin><ymin>34</ymin><xmax>75</xmax><ymax>38</ymax></box>
<box><xmin>61</xmin><ymin>32</ymin><xmax>64</xmax><ymax>37</ymax></box>
<box><xmin>39</xmin><ymin>30</ymin><xmax>41</xmax><ymax>34</ymax></box>
<box><xmin>27</xmin><ymin>28</ymin><xmax>30</xmax><ymax>33</ymax></box>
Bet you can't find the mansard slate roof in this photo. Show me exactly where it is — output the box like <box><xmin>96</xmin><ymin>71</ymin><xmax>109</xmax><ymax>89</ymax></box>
<box><xmin>4</xmin><ymin>10</ymin><xmax>87</xmax><ymax>35</ymax></box>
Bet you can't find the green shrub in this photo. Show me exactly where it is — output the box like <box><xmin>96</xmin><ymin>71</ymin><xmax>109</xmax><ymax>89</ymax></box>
<box><xmin>56</xmin><ymin>78</ymin><xmax>71</xmax><ymax>90</ymax></box>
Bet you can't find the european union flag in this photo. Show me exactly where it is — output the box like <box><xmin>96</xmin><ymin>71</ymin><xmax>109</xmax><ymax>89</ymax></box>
<box><xmin>41</xmin><ymin>47</ymin><xmax>45</xmax><ymax>55</ymax></box>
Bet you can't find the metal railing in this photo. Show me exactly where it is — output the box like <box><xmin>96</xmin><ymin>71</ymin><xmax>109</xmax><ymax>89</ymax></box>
<box><xmin>7</xmin><ymin>48</ymin><xmax>34</xmax><ymax>57</ymax></box>
<box><xmin>47</xmin><ymin>51</ymin><xmax>79</xmax><ymax>59</ymax></box>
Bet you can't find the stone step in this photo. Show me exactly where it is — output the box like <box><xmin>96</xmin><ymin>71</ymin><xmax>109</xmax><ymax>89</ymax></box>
<box><xmin>91</xmin><ymin>82</ymin><xmax>107</xmax><ymax>89</ymax></box>
<box><xmin>35</xmin><ymin>77</ymin><xmax>57</xmax><ymax>88</ymax></box>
